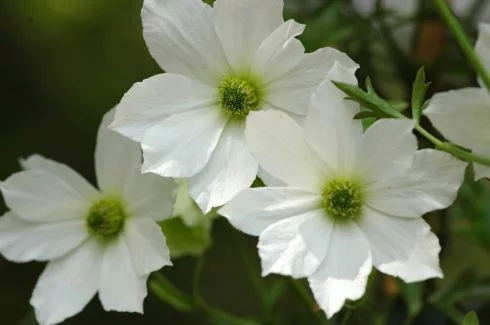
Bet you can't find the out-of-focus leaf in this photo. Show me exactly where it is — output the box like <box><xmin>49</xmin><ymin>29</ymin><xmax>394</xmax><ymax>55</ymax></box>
<box><xmin>398</xmin><ymin>281</ymin><xmax>424</xmax><ymax>320</ymax></box>
<box><xmin>431</xmin><ymin>269</ymin><xmax>490</xmax><ymax>307</ymax></box>
<box><xmin>160</xmin><ymin>216</ymin><xmax>213</xmax><ymax>259</ymax></box>
<box><xmin>462</xmin><ymin>311</ymin><xmax>480</xmax><ymax>325</ymax></box>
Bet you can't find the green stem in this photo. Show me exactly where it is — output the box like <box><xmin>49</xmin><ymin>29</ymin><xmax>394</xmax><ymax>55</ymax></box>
<box><xmin>414</xmin><ymin>124</ymin><xmax>490</xmax><ymax>166</ymax></box>
<box><xmin>290</xmin><ymin>279</ymin><xmax>329</xmax><ymax>325</ymax></box>
<box><xmin>150</xmin><ymin>267</ymin><xmax>259</xmax><ymax>325</ymax></box>
<box><xmin>433</xmin><ymin>0</ymin><xmax>490</xmax><ymax>90</ymax></box>
<box><xmin>192</xmin><ymin>257</ymin><xmax>261</xmax><ymax>325</ymax></box>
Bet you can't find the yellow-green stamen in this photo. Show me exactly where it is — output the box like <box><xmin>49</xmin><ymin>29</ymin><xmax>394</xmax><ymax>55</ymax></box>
<box><xmin>86</xmin><ymin>197</ymin><xmax>128</xmax><ymax>239</ymax></box>
<box><xmin>322</xmin><ymin>179</ymin><xmax>364</xmax><ymax>224</ymax></box>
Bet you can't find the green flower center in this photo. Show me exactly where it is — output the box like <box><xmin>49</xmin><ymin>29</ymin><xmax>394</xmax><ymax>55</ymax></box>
<box><xmin>86</xmin><ymin>197</ymin><xmax>128</xmax><ymax>239</ymax></box>
<box><xmin>218</xmin><ymin>77</ymin><xmax>260</xmax><ymax>119</ymax></box>
<box><xmin>322</xmin><ymin>179</ymin><xmax>364</xmax><ymax>223</ymax></box>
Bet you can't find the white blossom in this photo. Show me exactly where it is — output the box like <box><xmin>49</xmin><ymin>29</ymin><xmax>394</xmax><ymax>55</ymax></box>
<box><xmin>0</xmin><ymin>110</ymin><xmax>175</xmax><ymax>325</ymax></box>
<box><xmin>425</xmin><ymin>23</ymin><xmax>490</xmax><ymax>180</ymax></box>
<box><xmin>110</xmin><ymin>0</ymin><xmax>357</xmax><ymax>213</ymax></box>
<box><xmin>220</xmin><ymin>63</ymin><xmax>467</xmax><ymax>317</ymax></box>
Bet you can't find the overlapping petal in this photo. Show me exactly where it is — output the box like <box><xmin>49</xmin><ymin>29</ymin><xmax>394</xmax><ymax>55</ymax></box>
<box><xmin>212</xmin><ymin>0</ymin><xmax>283</xmax><ymax>71</ymax></box>
<box><xmin>245</xmin><ymin>110</ymin><xmax>328</xmax><ymax>191</ymax></box>
<box><xmin>111</xmin><ymin>74</ymin><xmax>217</xmax><ymax>142</ymax></box>
<box><xmin>220</xmin><ymin>187</ymin><xmax>321</xmax><ymax>236</ymax></box>
<box><xmin>258</xmin><ymin>210</ymin><xmax>327</xmax><ymax>278</ymax></box>
<box><xmin>142</xmin><ymin>0</ymin><xmax>228</xmax><ymax>84</ymax></box>
<box><xmin>99</xmin><ymin>235</ymin><xmax>147</xmax><ymax>313</ymax></box>
<box><xmin>251</xmin><ymin>20</ymin><xmax>305</xmax><ymax>83</ymax></box>
<box><xmin>141</xmin><ymin>108</ymin><xmax>227</xmax><ymax>178</ymax></box>
<box><xmin>476</xmin><ymin>23</ymin><xmax>490</xmax><ymax>80</ymax></box>
<box><xmin>305</xmin><ymin>63</ymin><xmax>362</xmax><ymax>172</ymax></box>
<box><xmin>188</xmin><ymin>123</ymin><xmax>258</xmax><ymax>213</ymax></box>
<box><xmin>357</xmin><ymin>208</ymin><xmax>442</xmax><ymax>282</ymax></box>
<box><xmin>358</xmin><ymin>118</ymin><xmax>417</xmax><ymax>183</ymax></box>
<box><xmin>124</xmin><ymin>218</ymin><xmax>172</xmax><ymax>276</ymax></box>
<box><xmin>96</xmin><ymin>110</ymin><xmax>142</xmax><ymax>193</ymax></box>
<box><xmin>266</xmin><ymin>48</ymin><xmax>358</xmax><ymax>116</ymax></box>
<box><xmin>367</xmin><ymin>149</ymin><xmax>466</xmax><ymax>218</ymax></box>
<box><xmin>123</xmin><ymin>169</ymin><xmax>176</xmax><ymax>222</ymax></box>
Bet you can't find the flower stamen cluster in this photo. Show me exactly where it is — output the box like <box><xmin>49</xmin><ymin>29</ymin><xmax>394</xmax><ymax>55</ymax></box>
<box><xmin>322</xmin><ymin>179</ymin><xmax>364</xmax><ymax>223</ymax></box>
<box><xmin>86</xmin><ymin>197</ymin><xmax>128</xmax><ymax>239</ymax></box>
<box><xmin>218</xmin><ymin>77</ymin><xmax>259</xmax><ymax>119</ymax></box>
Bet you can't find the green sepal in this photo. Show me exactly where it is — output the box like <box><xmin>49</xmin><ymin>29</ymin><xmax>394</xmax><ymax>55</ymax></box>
<box><xmin>411</xmin><ymin>67</ymin><xmax>431</xmax><ymax>122</ymax></box>
<box><xmin>333</xmin><ymin>79</ymin><xmax>404</xmax><ymax>119</ymax></box>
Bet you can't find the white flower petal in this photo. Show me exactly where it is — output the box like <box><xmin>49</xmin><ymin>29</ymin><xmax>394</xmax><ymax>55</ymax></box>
<box><xmin>96</xmin><ymin>109</ymin><xmax>142</xmax><ymax>193</ymax></box>
<box><xmin>252</xmin><ymin>20</ymin><xmax>305</xmax><ymax>83</ymax></box>
<box><xmin>358</xmin><ymin>208</ymin><xmax>442</xmax><ymax>282</ymax></box>
<box><xmin>21</xmin><ymin>154</ymin><xmax>98</xmax><ymax>201</ymax></box>
<box><xmin>30</xmin><ymin>239</ymin><xmax>103</xmax><ymax>325</ymax></box>
<box><xmin>245</xmin><ymin>110</ymin><xmax>328</xmax><ymax>191</ymax></box>
<box><xmin>220</xmin><ymin>187</ymin><xmax>321</xmax><ymax>236</ymax></box>
<box><xmin>266</xmin><ymin>48</ymin><xmax>358</xmax><ymax>116</ymax></box>
<box><xmin>257</xmin><ymin>167</ymin><xmax>286</xmax><ymax>187</ymax></box>
<box><xmin>368</xmin><ymin>149</ymin><xmax>466</xmax><ymax>218</ymax></box>
<box><xmin>0</xmin><ymin>212</ymin><xmax>87</xmax><ymax>262</ymax></box>
<box><xmin>142</xmin><ymin>0</ymin><xmax>227</xmax><ymax>84</ymax></box>
<box><xmin>305</xmin><ymin>63</ymin><xmax>362</xmax><ymax>172</ymax></box>
<box><xmin>111</xmin><ymin>73</ymin><xmax>217</xmax><ymax>142</ymax></box>
<box><xmin>123</xmin><ymin>172</ymin><xmax>176</xmax><ymax>222</ymax></box>
<box><xmin>189</xmin><ymin>124</ymin><xmax>258</xmax><ymax>213</ymax></box>
<box><xmin>1</xmin><ymin>170</ymin><xmax>89</xmax><ymax>223</ymax></box>
<box><xmin>358</xmin><ymin>119</ymin><xmax>417</xmax><ymax>183</ymax></box>
<box><xmin>125</xmin><ymin>218</ymin><xmax>172</xmax><ymax>276</ymax></box>
<box><xmin>258</xmin><ymin>210</ymin><xmax>327</xmax><ymax>278</ymax></box>
<box><xmin>476</xmin><ymin>23</ymin><xmax>490</xmax><ymax>82</ymax></box>
<box><xmin>212</xmin><ymin>0</ymin><xmax>283</xmax><ymax>71</ymax></box>
<box><xmin>141</xmin><ymin>108</ymin><xmax>227</xmax><ymax>178</ymax></box>
<box><xmin>99</xmin><ymin>234</ymin><xmax>147</xmax><ymax>313</ymax></box>
<box><xmin>425</xmin><ymin>88</ymin><xmax>490</xmax><ymax>152</ymax></box>
<box><xmin>309</xmin><ymin>223</ymin><xmax>371</xmax><ymax>281</ymax></box>
<box><xmin>308</xmin><ymin>258</ymin><xmax>372</xmax><ymax>318</ymax></box>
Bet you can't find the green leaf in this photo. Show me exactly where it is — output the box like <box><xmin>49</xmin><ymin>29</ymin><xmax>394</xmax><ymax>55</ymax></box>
<box><xmin>333</xmin><ymin>81</ymin><xmax>404</xmax><ymax>119</ymax></box>
<box><xmin>462</xmin><ymin>311</ymin><xmax>480</xmax><ymax>325</ymax></box>
<box><xmin>387</xmin><ymin>100</ymin><xmax>409</xmax><ymax>112</ymax></box>
<box><xmin>149</xmin><ymin>273</ymin><xmax>197</xmax><ymax>313</ymax></box>
<box><xmin>411</xmin><ymin>67</ymin><xmax>431</xmax><ymax>122</ymax></box>
<box><xmin>354</xmin><ymin>111</ymin><xmax>378</xmax><ymax>119</ymax></box>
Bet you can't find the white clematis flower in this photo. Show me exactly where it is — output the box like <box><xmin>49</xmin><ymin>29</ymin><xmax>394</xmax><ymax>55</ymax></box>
<box><xmin>0</xmin><ymin>110</ymin><xmax>175</xmax><ymax>325</ymax></box>
<box><xmin>110</xmin><ymin>0</ymin><xmax>357</xmax><ymax>213</ymax></box>
<box><xmin>425</xmin><ymin>23</ymin><xmax>490</xmax><ymax>180</ymax></box>
<box><xmin>220</xmin><ymin>64</ymin><xmax>467</xmax><ymax>318</ymax></box>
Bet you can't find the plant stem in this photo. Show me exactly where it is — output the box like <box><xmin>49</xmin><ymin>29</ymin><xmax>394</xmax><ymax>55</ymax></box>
<box><xmin>433</xmin><ymin>0</ymin><xmax>490</xmax><ymax>90</ymax></box>
<box><xmin>150</xmin><ymin>267</ymin><xmax>259</xmax><ymax>325</ymax></box>
<box><xmin>290</xmin><ymin>279</ymin><xmax>329</xmax><ymax>325</ymax></box>
<box><xmin>192</xmin><ymin>257</ymin><xmax>261</xmax><ymax>325</ymax></box>
<box><xmin>414</xmin><ymin>124</ymin><xmax>490</xmax><ymax>166</ymax></box>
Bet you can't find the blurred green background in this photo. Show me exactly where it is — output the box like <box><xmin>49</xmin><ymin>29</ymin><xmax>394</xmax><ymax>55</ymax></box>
<box><xmin>1</xmin><ymin>0</ymin><xmax>490</xmax><ymax>324</ymax></box>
